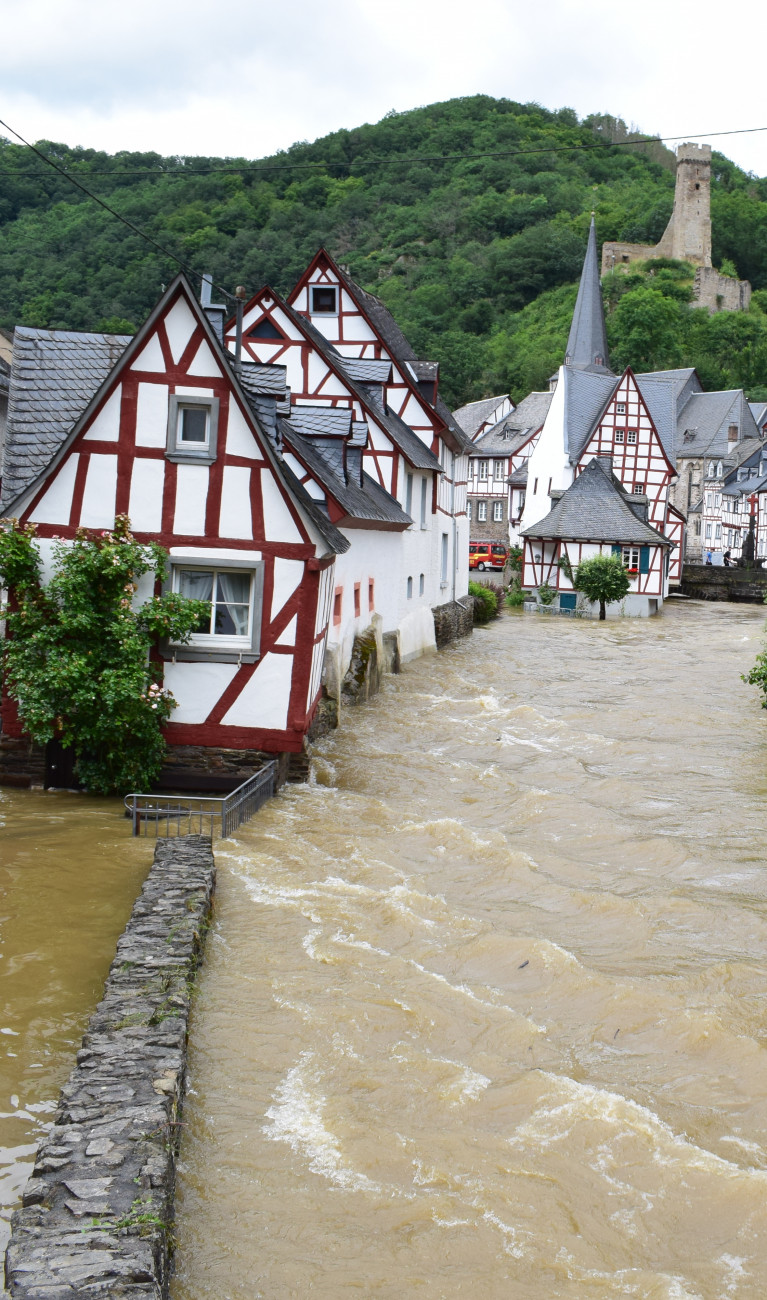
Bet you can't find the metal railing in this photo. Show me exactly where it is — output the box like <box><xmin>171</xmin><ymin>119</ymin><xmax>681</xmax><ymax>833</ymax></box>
<box><xmin>124</xmin><ymin>762</ymin><xmax>277</xmax><ymax>839</ymax></box>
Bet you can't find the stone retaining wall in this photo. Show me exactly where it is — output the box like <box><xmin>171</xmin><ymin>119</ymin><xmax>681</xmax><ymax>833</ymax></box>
<box><xmin>432</xmin><ymin>597</ymin><xmax>475</xmax><ymax>649</ymax></box>
<box><xmin>4</xmin><ymin>837</ymin><xmax>215</xmax><ymax>1299</ymax></box>
<box><xmin>679</xmin><ymin>563</ymin><xmax>767</xmax><ymax>604</ymax></box>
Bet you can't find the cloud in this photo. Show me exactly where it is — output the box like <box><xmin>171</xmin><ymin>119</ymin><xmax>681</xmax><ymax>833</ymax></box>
<box><xmin>1</xmin><ymin>0</ymin><xmax>765</xmax><ymax>173</ymax></box>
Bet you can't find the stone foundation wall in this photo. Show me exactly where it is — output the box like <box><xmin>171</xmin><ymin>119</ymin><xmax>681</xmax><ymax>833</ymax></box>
<box><xmin>4</xmin><ymin>836</ymin><xmax>215</xmax><ymax>1300</ymax></box>
<box><xmin>0</xmin><ymin>735</ymin><xmax>45</xmax><ymax>788</ymax></box>
<box><xmin>432</xmin><ymin>596</ymin><xmax>475</xmax><ymax>649</ymax></box>
<box><xmin>680</xmin><ymin>563</ymin><xmax>767</xmax><ymax>603</ymax></box>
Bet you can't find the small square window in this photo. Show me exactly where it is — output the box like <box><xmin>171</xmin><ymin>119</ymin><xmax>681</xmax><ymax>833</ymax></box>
<box><xmin>167</xmin><ymin>394</ymin><xmax>219</xmax><ymax>463</ymax></box>
<box><xmin>627</xmin><ymin>430</ymin><xmax>637</xmax><ymax>444</ymax></box>
<box><xmin>311</xmin><ymin>285</ymin><xmax>338</xmax><ymax>314</ymax></box>
<box><xmin>616</xmin><ymin>402</ymin><xmax>626</xmax><ymax>414</ymax></box>
<box><xmin>615</xmin><ymin>429</ymin><xmax>625</xmax><ymax>443</ymax></box>
<box><xmin>622</xmin><ymin>547</ymin><xmax>640</xmax><ymax>571</ymax></box>
<box><xmin>633</xmin><ymin>484</ymin><xmax>645</xmax><ymax>495</ymax></box>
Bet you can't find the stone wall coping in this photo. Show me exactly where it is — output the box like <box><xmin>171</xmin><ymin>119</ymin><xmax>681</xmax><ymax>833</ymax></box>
<box><xmin>4</xmin><ymin>836</ymin><xmax>215</xmax><ymax>1299</ymax></box>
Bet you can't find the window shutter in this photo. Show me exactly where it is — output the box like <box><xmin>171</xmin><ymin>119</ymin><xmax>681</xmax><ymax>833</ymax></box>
<box><xmin>639</xmin><ymin>546</ymin><xmax>650</xmax><ymax>573</ymax></box>
<box><xmin>611</xmin><ymin>544</ymin><xmax>621</xmax><ymax>555</ymax></box>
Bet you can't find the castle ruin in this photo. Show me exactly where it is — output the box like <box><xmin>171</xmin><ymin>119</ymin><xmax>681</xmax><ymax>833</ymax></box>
<box><xmin>601</xmin><ymin>143</ymin><xmax>751</xmax><ymax>313</ymax></box>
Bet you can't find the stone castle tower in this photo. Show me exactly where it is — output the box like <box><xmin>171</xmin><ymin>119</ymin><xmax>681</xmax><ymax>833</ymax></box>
<box><xmin>601</xmin><ymin>143</ymin><xmax>750</xmax><ymax>313</ymax></box>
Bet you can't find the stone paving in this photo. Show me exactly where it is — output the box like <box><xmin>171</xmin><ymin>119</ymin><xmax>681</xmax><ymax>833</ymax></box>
<box><xmin>4</xmin><ymin>836</ymin><xmax>215</xmax><ymax>1299</ymax></box>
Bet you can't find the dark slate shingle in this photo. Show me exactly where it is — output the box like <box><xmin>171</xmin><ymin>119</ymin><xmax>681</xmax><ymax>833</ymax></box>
<box><xmin>2</xmin><ymin>326</ymin><xmax>130</xmax><ymax>509</ymax></box>
<box><xmin>522</xmin><ymin>457</ymin><xmax>671</xmax><ymax>546</ymax></box>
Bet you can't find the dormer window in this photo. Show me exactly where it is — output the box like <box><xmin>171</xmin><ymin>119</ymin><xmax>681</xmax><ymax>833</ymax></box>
<box><xmin>311</xmin><ymin>286</ymin><xmax>338</xmax><ymax>314</ymax></box>
<box><xmin>708</xmin><ymin>461</ymin><xmax>715</xmax><ymax>477</ymax></box>
<box><xmin>166</xmin><ymin>393</ymin><xmax>219</xmax><ymax>464</ymax></box>
<box><xmin>717</xmin><ymin>461</ymin><xmax>723</xmax><ymax>478</ymax></box>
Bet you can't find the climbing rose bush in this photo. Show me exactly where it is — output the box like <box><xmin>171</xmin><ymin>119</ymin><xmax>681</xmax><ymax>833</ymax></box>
<box><xmin>0</xmin><ymin>515</ymin><xmax>210</xmax><ymax>795</ymax></box>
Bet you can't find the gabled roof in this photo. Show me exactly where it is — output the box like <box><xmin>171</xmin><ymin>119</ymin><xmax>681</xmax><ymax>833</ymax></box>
<box><xmin>563</xmin><ymin>367</ymin><xmax>618</xmax><ymax>463</ymax></box>
<box><xmin>749</xmin><ymin>401</ymin><xmax>767</xmax><ymax>428</ymax></box>
<box><xmin>1</xmin><ymin>277</ymin><xmax>349</xmax><ymax>557</ymax></box>
<box><xmin>675</xmin><ymin>389</ymin><xmax>759</xmax><ymax>457</ymax></box>
<box><xmin>1</xmin><ymin>327</ymin><xmax>130</xmax><ymax>509</ymax></box>
<box><xmin>453</xmin><ymin>394</ymin><xmax>512</xmax><ymax>439</ymax></box>
<box><xmin>634</xmin><ymin>374</ymin><xmax>677</xmax><ymax>462</ymax></box>
<box><xmin>289</xmin><ymin>249</ymin><xmax>473</xmax><ymax>454</ymax></box>
<box><xmin>722</xmin><ymin>472</ymin><xmax>767</xmax><ymax>498</ymax></box>
<box><xmin>471</xmin><ymin>391</ymin><xmax>552</xmax><ymax>456</ymax></box>
<box><xmin>277</xmin><ymin>299</ymin><xmax>442</xmax><ymax>473</ymax></box>
<box><xmin>523</xmin><ymin>456</ymin><xmax>671</xmax><ymax>545</ymax></box>
<box><xmin>564</xmin><ymin>218</ymin><xmax>612</xmax><ymax>376</ymax></box>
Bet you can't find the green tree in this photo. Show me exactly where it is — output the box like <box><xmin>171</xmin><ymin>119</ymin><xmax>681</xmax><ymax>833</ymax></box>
<box><xmin>573</xmin><ymin>553</ymin><xmax>631</xmax><ymax>620</ymax></box>
<box><xmin>608</xmin><ymin>286</ymin><xmax>683</xmax><ymax>371</ymax></box>
<box><xmin>0</xmin><ymin>516</ymin><xmax>210</xmax><ymax>794</ymax></box>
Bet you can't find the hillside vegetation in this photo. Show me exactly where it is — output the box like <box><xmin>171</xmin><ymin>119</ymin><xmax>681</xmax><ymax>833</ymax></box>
<box><xmin>2</xmin><ymin>96</ymin><xmax>767</xmax><ymax>405</ymax></box>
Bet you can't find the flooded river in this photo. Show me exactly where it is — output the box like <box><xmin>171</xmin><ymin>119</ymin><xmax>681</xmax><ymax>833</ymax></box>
<box><xmin>171</xmin><ymin>601</ymin><xmax>767</xmax><ymax>1300</ymax></box>
<box><xmin>0</xmin><ymin>790</ymin><xmax>149</xmax><ymax>1274</ymax></box>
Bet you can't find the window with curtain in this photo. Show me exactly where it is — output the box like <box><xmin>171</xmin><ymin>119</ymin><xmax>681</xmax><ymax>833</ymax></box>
<box><xmin>174</xmin><ymin>567</ymin><xmax>256</xmax><ymax>647</ymax></box>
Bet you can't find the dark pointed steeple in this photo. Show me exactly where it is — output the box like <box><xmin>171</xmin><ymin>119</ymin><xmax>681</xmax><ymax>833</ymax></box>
<box><xmin>564</xmin><ymin>216</ymin><xmax>612</xmax><ymax>375</ymax></box>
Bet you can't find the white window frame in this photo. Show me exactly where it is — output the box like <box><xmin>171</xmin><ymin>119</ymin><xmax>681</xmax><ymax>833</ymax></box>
<box><xmin>477</xmin><ymin>501</ymin><xmax>487</xmax><ymax>521</ymax></box>
<box><xmin>168</xmin><ymin>559</ymin><xmax>264</xmax><ymax>660</ymax></box>
<box><xmin>478</xmin><ymin>459</ymin><xmax>489</xmax><ymax>480</ymax></box>
<box><xmin>615</xmin><ymin>429</ymin><xmax>625</xmax><ymax>444</ymax></box>
<box><xmin>493</xmin><ymin>459</ymin><xmax>505</xmax><ymax>480</ymax></box>
<box><xmin>622</xmin><ymin>546</ymin><xmax>640</xmax><ymax>571</ymax></box>
<box><xmin>705</xmin><ymin>524</ymin><xmax>712</xmax><ymax>539</ymax></box>
<box><xmin>166</xmin><ymin>393</ymin><xmax>219</xmax><ymax>464</ymax></box>
<box><xmin>627</xmin><ymin>430</ymin><xmax>638</xmax><ymax>444</ymax></box>
<box><xmin>310</xmin><ymin>284</ymin><xmax>338</xmax><ymax>315</ymax></box>
<box><xmin>492</xmin><ymin>501</ymin><xmax>503</xmax><ymax>522</ymax></box>
<box><xmin>616</xmin><ymin>402</ymin><xmax>626</xmax><ymax>414</ymax></box>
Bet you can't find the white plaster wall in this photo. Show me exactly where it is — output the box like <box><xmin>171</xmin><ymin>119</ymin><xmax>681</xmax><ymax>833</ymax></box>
<box><xmin>520</xmin><ymin>371</ymin><xmax>572</xmax><ymax>531</ymax></box>
<box><xmin>80</xmin><ymin>455</ymin><xmax>118</xmax><ymax>528</ymax></box>
<box><xmin>164</xmin><ymin>661</ymin><xmax>239</xmax><ymax>723</ymax></box>
<box><xmin>221</xmin><ymin>651</ymin><xmax>293</xmax><ymax>729</ymax></box>
<box><xmin>29</xmin><ymin>454</ymin><xmax>79</xmax><ymax>525</ymax></box>
<box><xmin>83</xmin><ymin>387</ymin><xmax>121</xmax><ymax>442</ymax></box>
<box><xmin>129</xmin><ymin>458</ymin><xmax>165</xmax><ymax>533</ymax></box>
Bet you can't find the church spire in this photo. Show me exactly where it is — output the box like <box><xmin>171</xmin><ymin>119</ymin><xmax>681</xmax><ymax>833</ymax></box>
<box><xmin>564</xmin><ymin>216</ymin><xmax>612</xmax><ymax>375</ymax></box>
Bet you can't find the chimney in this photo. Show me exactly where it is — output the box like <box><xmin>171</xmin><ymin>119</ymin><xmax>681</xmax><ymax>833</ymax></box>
<box><xmin>200</xmin><ymin>274</ymin><xmax>226</xmax><ymax>343</ymax></box>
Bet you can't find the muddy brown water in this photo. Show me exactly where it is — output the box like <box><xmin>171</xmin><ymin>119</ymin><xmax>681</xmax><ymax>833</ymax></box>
<box><xmin>0</xmin><ymin>790</ymin><xmax>150</xmax><ymax>1277</ymax></box>
<box><xmin>169</xmin><ymin>602</ymin><xmax>767</xmax><ymax>1300</ymax></box>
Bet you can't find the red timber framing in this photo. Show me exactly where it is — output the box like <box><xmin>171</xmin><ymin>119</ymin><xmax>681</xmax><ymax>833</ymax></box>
<box><xmin>225</xmin><ymin>286</ymin><xmax>404</xmax><ymax>498</ymax></box>
<box><xmin>285</xmin><ymin>248</ymin><xmax>468</xmax><ymax>520</ymax></box>
<box><xmin>575</xmin><ymin>368</ymin><xmax>683</xmax><ymax>566</ymax></box>
<box><xmin>5</xmin><ymin>277</ymin><xmax>338</xmax><ymax>754</ymax></box>
<box><xmin>522</xmin><ymin>539</ymin><xmax>667</xmax><ymax>598</ymax></box>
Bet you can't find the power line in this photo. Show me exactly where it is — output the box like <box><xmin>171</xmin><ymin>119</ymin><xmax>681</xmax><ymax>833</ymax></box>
<box><xmin>1</xmin><ymin>124</ymin><xmax>767</xmax><ymax>180</ymax></box>
<box><xmin>0</xmin><ymin>114</ymin><xmax>236</xmax><ymax>301</ymax></box>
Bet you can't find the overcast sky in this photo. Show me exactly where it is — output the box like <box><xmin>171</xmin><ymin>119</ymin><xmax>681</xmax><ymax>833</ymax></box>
<box><xmin>2</xmin><ymin>0</ymin><xmax>766</xmax><ymax>175</ymax></box>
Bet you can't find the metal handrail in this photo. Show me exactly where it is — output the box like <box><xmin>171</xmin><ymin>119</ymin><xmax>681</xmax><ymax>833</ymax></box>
<box><xmin>124</xmin><ymin>761</ymin><xmax>277</xmax><ymax>839</ymax></box>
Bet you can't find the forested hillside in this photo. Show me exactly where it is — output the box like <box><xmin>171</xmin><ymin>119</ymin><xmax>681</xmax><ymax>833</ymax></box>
<box><xmin>2</xmin><ymin>96</ymin><xmax>767</xmax><ymax>405</ymax></box>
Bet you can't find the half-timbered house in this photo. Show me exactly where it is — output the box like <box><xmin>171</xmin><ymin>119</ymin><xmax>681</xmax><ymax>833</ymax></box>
<box><xmin>522</xmin><ymin>456</ymin><xmax>672</xmax><ymax>617</ymax></box>
<box><xmin>0</xmin><ymin>275</ymin><xmax>352</xmax><ymax>786</ymax></box>
<box><xmin>465</xmin><ymin>392</ymin><xmax>551</xmax><ymax>545</ymax></box>
<box><xmin>227</xmin><ymin>251</ymin><xmax>473</xmax><ymax>673</ymax></box>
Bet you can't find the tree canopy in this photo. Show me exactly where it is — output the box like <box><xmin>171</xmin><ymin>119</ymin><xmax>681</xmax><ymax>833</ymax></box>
<box><xmin>1</xmin><ymin>96</ymin><xmax>767</xmax><ymax>406</ymax></box>
<box><xmin>573</xmin><ymin>554</ymin><xmax>632</xmax><ymax>620</ymax></box>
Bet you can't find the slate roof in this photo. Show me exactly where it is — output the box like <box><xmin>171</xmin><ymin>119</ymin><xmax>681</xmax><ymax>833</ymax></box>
<box><xmin>288</xmin><ymin>405</ymin><xmax>353</xmax><ymax>439</ymax></box>
<box><xmin>281</xmin><ymin>424</ymin><xmax>411</xmax><ymax>530</ymax></box>
<box><xmin>749</xmin><ymin>401</ymin><xmax>767</xmax><ymax>429</ymax></box>
<box><xmin>721</xmin><ymin>472</ymin><xmax>767</xmax><ymax>498</ymax></box>
<box><xmin>564</xmin><ymin>218</ymin><xmax>612</xmax><ymax>376</ymax></box>
<box><xmin>237</xmin><ymin>360</ymin><xmax>288</xmax><ymax>395</ymax></box>
<box><xmin>453</xmin><ymin>394</ymin><xmax>511</xmax><ymax>439</ymax></box>
<box><xmin>522</xmin><ymin>456</ymin><xmax>671</xmax><ymax>545</ymax></box>
<box><xmin>1</xmin><ymin>326</ymin><xmax>130</xmax><ymax>510</ymax></box>
<box><xmin>340</xmin><ymin>358</ymin><xmax>392</xmax><ymax>385</ymax></box>
<box><xmin>471</xmin><ymin>390</ymin><xmax>552</xmax><ymax>456</ymax></box>
<box><xmin>674</xmin><ymin>390</ymin><xmax>759</xmax><ymax>457</ymax></box>
<box><xmin>634</xmin><ymin>374</ymin><xmax>676</xmax><ymax>462</ymax></box>
<box><xmin>563</xmin><ymin>367</ymin><xmax>619</xmax><ymax>463</ymax></box>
